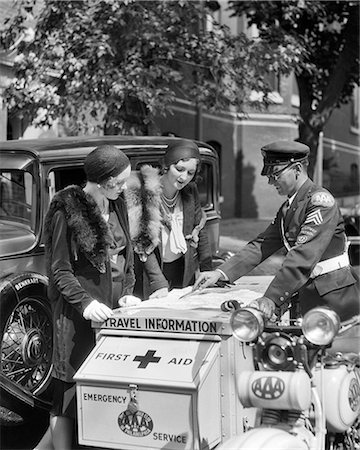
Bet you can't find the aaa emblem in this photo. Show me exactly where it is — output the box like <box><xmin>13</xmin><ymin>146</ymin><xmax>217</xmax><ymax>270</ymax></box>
<box><xmin>252</xmin><ymin>376</ymin><xmax>285</xmax><ymax>399</ymax></box>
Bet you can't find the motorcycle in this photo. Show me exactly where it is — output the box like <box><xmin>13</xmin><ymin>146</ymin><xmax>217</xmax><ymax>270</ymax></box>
<box><xmin>218</xmin><ymin>305</ymin><xmax>360</xmax><ymax>450</ymax></box>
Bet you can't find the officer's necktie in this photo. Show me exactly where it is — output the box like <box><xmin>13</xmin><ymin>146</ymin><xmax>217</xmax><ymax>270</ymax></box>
<box><xmin>281</xmin><ymin>199</ymin><xmax>291</xmax><ymax>251</ymax></box>
<box><xmin>282</xmin><ymin>199</ymin><xmax>290</xmax><ymax>218</ymax></box>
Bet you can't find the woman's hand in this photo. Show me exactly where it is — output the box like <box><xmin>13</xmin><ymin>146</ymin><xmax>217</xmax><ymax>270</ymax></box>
<box><xmin>149</xmin><ymin>288</ymin><xmax>169</xmax><ymax>299</ymax></box>
<box><xmin>118</xmin><ymin>295</ymin><xmax>142</xmax><ymax>307</ymax></box>
<box><xmin>83</xmin><ymin>300</ymin><xmax>113</xmax><ymax>322</ymax></box>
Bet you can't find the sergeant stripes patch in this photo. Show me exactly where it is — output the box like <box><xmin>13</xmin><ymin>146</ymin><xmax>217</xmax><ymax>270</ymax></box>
<box><xmin>304</xmin><ymin>209</ymin><xmax>323</xmax><ymax>226</ymax></box>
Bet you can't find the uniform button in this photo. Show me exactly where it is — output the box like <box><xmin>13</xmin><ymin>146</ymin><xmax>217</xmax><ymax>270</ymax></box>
<box><xmin>285</xmin><ymin>232</ymin><xmax>289</xmax><ymax>237</ymax></box>
<box><xmin>285</xmin><ymin>292</ymin><xmax>289</xmax><ymax>296</ymax></box>
<box><xmin>280</xmin><ymin>296</ymin><xmax>284</xmax><ymax>301</ymax></box>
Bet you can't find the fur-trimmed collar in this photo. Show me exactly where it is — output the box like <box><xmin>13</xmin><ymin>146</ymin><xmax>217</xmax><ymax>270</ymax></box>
<box><xmin>44</xmin><ymin>185</ymin><xmax>112</xmax><ymax>273</ymax></box>
<box><xmin>125</xmin><ymin>165</ymin><xmax>162</xmax><ymax>261</ymax></box>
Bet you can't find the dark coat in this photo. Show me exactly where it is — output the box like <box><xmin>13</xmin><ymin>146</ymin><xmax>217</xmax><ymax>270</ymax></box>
<box><xmin>125</xmin><ymin>166</ymin><xmax>212</xmax><ymax>298</ymax></box>
<box><xmin>44</xmin><ymin>185</ymin><xmax>134</xmax><ymax>381</ymax></box>
<box><xmin>219</xmin><ymin>179</ymin><xmax>359</xmax><ymax>320</ymax></box>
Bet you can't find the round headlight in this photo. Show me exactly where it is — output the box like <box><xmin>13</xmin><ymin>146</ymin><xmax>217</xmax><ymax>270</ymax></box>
<box><xmin>302</xmin><ymin>307</ymin><xmax>340</xmax><ymax>345</ymax></box>
<box><xmin>268</xmin><ymin>341</ymin><xmax>288</xmax><ymax>364</ymax></box>
<box><xmin>230</xmin><ymin>307</ymin><xmax>264</xmax><ymax>342</ymax></box>
<box><xmin>261</xmin><ymin>335</ymin><xmax>296</xmax><ymax>370</ymax></box>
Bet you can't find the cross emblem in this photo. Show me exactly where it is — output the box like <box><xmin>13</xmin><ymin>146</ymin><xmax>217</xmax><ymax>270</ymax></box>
<box><xmin>133</xmin><ymin>350</ymin><xmax>161</xmax><ymax>369</ymax></box>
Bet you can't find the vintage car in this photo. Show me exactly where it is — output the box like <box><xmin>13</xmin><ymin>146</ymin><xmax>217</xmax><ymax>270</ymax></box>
<box><xmin>0</xmin><ymin>135</ymin><xmax>222</xmax><ymax>420</ymax></box>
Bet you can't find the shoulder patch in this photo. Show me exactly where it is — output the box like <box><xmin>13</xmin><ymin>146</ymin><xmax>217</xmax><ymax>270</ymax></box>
<box><xmin>311</xmin><ymin>191</ymin><xmax>335</xmax><ymax>208</ymax></box>
<box><xmin>296</xmin><ymin>235</ymin><xmax>308</xmax><ymax>245</ymax></box>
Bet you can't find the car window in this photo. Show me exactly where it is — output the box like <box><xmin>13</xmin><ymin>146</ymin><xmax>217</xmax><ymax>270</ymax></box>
<box><xmin>0</xmin><ymin>170</ymin><xmax>34</xmax><ymax>228</ymax></box>
<box><xmin>48</xmin><ymin>166</ymin><xmax>86</xmax><ymax>201</ymax></box>
<box><xmin>197</xmin><ymin>163</ymin><xmax>214</xmax><ymax>210</ymax></box>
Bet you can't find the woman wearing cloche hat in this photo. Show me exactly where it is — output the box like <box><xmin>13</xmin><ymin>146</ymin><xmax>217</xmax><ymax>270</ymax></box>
<box><xmin>125</xmin><ymin>139</ymin><xmax>213</xmax><ymax>300</ymax></box>
<box><xmin>36</xmin><ymin>144</ymin><xmax>140</xmax><ymax>449</ymax></box>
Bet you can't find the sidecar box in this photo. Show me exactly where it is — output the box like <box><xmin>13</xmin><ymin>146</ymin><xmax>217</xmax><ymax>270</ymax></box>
<box><xmin>74</xmin><ymin>276</ymin><xmax>273</xmax><ymax>450</ymax></box>
<box><xmin>75</xmin><ymin>334</ymin><xmax>222</xmax><ymax>450</ymax></box>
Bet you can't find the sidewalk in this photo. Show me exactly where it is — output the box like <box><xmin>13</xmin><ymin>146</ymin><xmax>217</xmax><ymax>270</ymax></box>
<box><xmin>219</xmin><ymin>218</ymin><xmax>285</xmax><ymax>275</ymax></box>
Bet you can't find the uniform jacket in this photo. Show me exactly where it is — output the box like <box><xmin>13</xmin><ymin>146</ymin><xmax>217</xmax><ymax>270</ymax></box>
<box><xmin>44</xmin><ymin>185</ymin><xmax>134</xmax><ymax>381</ymax></box>
<box><xmin>219</xmin><ymin>178</ymin><xmax>359</xmax><ymax>320</ymax></box>
<box><xmin>125</xmin><ymin>165</ymin><xmax>212</xmax><ymax>298</ymax></box>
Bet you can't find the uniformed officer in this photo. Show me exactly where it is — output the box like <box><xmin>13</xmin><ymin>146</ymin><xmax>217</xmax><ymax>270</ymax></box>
<box><xmin>194</xmin><ymin>140</ymin><xmax>359</xmax><ymax>328</ymax></box>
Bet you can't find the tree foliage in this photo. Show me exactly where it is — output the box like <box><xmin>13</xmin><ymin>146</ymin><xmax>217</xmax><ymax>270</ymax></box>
<box><xmin>229</xmin><ymin>0</ymin><xmax>360</xmax><ymax>171</ymax></box>
<box><xmin>1</xmin><ymin>0</ymin><xmax>302</xmax><ymax>135</ymax></box>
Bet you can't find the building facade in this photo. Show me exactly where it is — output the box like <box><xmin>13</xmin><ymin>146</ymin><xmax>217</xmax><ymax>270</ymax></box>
<box><xmin>1</xmin><ymin>0</ymin><xmax>359</xmax><ymax>219</ymax></box>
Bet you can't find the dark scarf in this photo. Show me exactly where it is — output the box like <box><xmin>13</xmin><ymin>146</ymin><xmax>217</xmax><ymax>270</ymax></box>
<box><xmin>44</xmin><ymin>185</ymin><xmax>112</xmax><ymax>274</ymax></box>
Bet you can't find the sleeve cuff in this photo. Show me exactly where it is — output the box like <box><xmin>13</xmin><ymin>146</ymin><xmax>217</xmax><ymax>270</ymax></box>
<box><xmin>215</xmin><ymin>268</ymin><xmax>229</xmax><ymax>281</ymax></box>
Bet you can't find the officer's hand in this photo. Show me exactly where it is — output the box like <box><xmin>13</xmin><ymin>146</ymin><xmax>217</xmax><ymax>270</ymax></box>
<box><xmin>248</xmin><ymin>296</ymin><xmax>276</xmax><ymax>321</ymax></box>
<box><xmin>193</xmin><ymin>270</ymin><xmax>222</xmax><ymax>291</ymax></box>
<box><xmin>118</xmin><ymin>295</ymin><xmax>142</xmax><ymax>307</ymax></box>
<box><xmin>149</xmin><ymin>288</ymin><xmax>169</xmax><ymax>299</ymax></box>
<box><xmin>83</xmin><ymin>300</ymin><xmax>113</xmax><ymax>322</ymax></box>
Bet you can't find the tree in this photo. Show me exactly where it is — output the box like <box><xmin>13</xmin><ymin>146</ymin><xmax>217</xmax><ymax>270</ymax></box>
<box><xmin>229</xmin><ymin>0</ymin><xmax>360</xmax><ymax>175</ymax></box>
<box><xmin>1</xmin><ymin>0</ymin><xmax>302</xmax><ymax>136</ymax></box>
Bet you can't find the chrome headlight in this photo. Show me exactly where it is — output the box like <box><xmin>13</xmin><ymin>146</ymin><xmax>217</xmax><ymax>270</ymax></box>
<box><xmin>302</xmin><ymin>307</ymin><xmax>340</xmax><ymax>346</ymax></box>
<box><xmin>230</xmin><ymin>307</ymin><xmax>264</xmax><ymax>342</ymax></box>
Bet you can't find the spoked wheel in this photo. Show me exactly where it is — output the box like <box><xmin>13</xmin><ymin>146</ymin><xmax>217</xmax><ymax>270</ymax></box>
<box><xmin>1</xmin><ymin>297</ymin><xmax>53</xmax><ymax>396</ymax></box>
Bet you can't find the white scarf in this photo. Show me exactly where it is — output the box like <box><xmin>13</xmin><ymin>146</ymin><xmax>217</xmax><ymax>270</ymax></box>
<box><xmin>162</xmin><ymin>203</ymin><xmax>187</xmax><ymax>261</ymax></box>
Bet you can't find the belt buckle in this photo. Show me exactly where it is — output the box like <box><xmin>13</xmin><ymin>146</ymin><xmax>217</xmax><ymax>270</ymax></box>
<box><xmin>312</xmin><ymin>264</ymin><xmax>323</xmax><ymax>277</ymax></box>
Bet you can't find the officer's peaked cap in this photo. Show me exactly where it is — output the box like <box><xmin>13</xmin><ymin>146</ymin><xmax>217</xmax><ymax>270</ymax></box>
<box><xmin>261</xmin><ymin>140</ymin><xmax>310</xmax><ymax>176</ymax></box>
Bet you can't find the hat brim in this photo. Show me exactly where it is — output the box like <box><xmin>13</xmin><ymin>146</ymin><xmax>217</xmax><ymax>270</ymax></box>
<box><xmin>261</xmin><ymin>156</ymin><xmax>308</xmax><ymax>177</ymax></box>
<box><xmin>261</xmin><ymin>162</ymin><xmax>289</xmax><ymax>177</ymax></box>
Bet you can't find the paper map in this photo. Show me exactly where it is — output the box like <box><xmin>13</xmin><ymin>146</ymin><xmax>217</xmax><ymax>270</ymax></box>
<box><xmin>128</xmin><ymin>276</ymin><xmax>274</xmax><ymax>311</ymax></box>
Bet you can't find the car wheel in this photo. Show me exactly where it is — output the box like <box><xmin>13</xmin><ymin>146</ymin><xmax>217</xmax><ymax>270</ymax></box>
<box><xmin>0</xmin><ymin>273</ymin><xmax>53</xmax><ymax>406</ymax></box>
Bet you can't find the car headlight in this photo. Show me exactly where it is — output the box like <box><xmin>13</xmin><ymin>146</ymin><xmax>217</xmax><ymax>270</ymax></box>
<box><xmin>230</xmin><ymin>307</ymin><xmax>264</xmax><ymax>342</ymax></box>
<box><xmin>302</xmin><ymin>307</ymin><xmax>340</xmax><ymax>346</ymax></box>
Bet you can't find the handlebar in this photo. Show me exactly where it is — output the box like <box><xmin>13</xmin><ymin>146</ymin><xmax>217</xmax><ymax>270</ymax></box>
<box><xmin>261</xmin><ymin>312</ymin><xmax>360</xmax><ymax>335</ymax></box>
<box><xmin>338</xmin><ymin>314</ymin><xmax>360</xmax><ymax>335</ymax></box>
